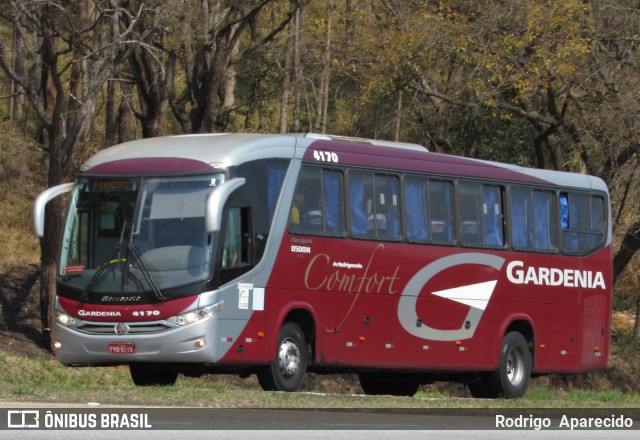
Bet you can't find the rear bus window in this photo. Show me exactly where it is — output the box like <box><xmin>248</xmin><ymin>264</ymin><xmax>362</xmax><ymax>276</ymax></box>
<box><xmin>560</xmin><ymin>192</ymin><xmax>605</xmax><ymax>254</ymax></box>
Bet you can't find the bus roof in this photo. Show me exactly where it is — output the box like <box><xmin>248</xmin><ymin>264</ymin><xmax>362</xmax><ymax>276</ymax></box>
<box><xmin>80</xmin><ymin>133</ymin><xmax>607</xmax><ymax>193</ymax></box>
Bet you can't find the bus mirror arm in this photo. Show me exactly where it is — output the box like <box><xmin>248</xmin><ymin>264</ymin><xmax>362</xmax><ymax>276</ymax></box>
<box><xmin>205</xmin><ymin>178</ymin><xmax>246</xmax><ymax>233</ymax></box>
<box><xmin>33</xmin><ymin>182</ymin><xmax>74</xmax><ymax>237</ymax></box>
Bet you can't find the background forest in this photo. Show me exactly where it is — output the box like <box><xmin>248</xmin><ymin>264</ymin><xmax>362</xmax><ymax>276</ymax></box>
<box><xmin>0</xmin><ymin>0</ymin><xmax>638</xmax><ymax>354</ymax></box>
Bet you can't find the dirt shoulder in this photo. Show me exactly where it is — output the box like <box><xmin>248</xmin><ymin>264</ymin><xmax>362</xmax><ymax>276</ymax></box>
<box><xmin>0</xmin><ymin>264</ymin><xmax>52</xmax><ymax>359</ymax></box>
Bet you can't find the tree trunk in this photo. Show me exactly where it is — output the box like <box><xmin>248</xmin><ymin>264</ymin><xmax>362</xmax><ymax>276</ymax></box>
<box><xmin>315</xmin><ymin>1</ymin><xmax>332</xmax><ymax>133</ymax></box>
<box><xmin>635</xmin><ymin>271</ymin><xmax>640</xmax><ymax>340</ymax></box>
<box><xmin>613</xmin><ymin>220</ymin><xmax>640</xmax><ymax>284</ymax></box>
<box><xmin>279</xmin><ymin>18</ymin><xmax>294</xmax><ymax>133</ymax></box>
<box><xmin>118</xmin><ymin>81</ymin><xmax>134</xmax><ymax>143</ymax></box>
<box><xmin>105</xmin><ymin>80</ymin><xmax>117</xmax><ymax>146</ymax></box>
<box><xmin>292</xmin><ymin>5</ymin><xmax>303</xmax><ymax>132</ymax></box>
<box><xmin>10</xmin><ymin>20</ymin><xmax>25</xmax><ymax>123</ymax></box>
<box><xmin>40</xmin><ymin>200</ymin><xmax>63</xmax><ymax>351</ymax></box>
<box><xmin>394</xmin><ymin>89</ymin><xmax>403</xmax><ymax>141</ymax></box>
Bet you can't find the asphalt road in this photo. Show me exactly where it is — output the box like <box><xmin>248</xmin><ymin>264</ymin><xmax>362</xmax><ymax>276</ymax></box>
<box><xmin>1</xmin><ymin>405</ymin><xmax>639</xmax><ymax>439</ymax></box>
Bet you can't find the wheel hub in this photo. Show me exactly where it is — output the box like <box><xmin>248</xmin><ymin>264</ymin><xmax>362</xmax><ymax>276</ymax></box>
<box><xmin>506</xmin><ymin>349</ymin><xmax>524</xmax><ymax>385</ymax></box>
<box><xmin>278</xmin><ymin>339</ymin><xmax>300</xmax><ymax>377</ymax></box>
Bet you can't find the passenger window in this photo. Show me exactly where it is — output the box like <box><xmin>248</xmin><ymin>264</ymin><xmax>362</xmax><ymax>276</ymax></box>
<box><xmin>429</xmin><ymin>180</ymin><xmax>454</xmax><ymax>243</ymax></box>
<box><xmin>289</xmin><ymin>167</ymin><xmax>344</xmax><ymax>235</ymax></box>
<box><xmin>458</xmin><ymin>182</ymin><xmax>503</xmax><ymax>247</ymax></box>
<box><xmin>482</xmin><ymin>186</ymin><xmax>504</xmax><ymax>246</ymax></box>
<box><xmin>404</xmin><ymin>178</ymin><xmax>430</xmax><ymax>242</ymax></box>
<box><xmin>403</xmin><ymin>178</ymin><xmax>453</xmax><ymax>244</ymax></box>
<box><xmin>349</xmin><ymin>172</ymin><xmax>375</xmax><ymax>238</ymax></box>
<box><xmin>533</xmin><ymin>191</ymin><xmax>555</xmax><ymax>250</ymax></box>
<box><xmin>510</xmin><ymin>188</ymin><xmax>533</xmax><ymax>248</ymax></box>
<box><xmin>374</xmin><ymin>175</ymin><xmax>400</xmax><ymax>239</ymax></box>
<box><xmin>560</xmin><ymin>192</ymin><xmax>605</xmax><ymax>254</ymax></box>
<box><xmin>458</xmin><ymin>183</ymin><xmax>482</xmax><ymax>245</ymax></box>
<box><xmin>510</xmin><ymin>188</ymin><xmax>556</xmax><ymax>252</ymax></box>
<box><xmin>350</xmin><ymin>172</ymin><xmax>399</xmax><ymax>240</ymax></box>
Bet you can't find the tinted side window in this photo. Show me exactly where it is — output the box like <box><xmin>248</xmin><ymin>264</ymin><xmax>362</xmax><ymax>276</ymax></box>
<box><xmin>404</xmin><ymin>178</ymin><xmax>454</xmax><ymax>244</ymax></box>
<box><xmin>458</xmin><ymin>182</ymin><xmax>504</xmax><ymax>247</ymax></box>
<box><xmin>510</xmin><ymin>188</ymin><xmax>556</xmax><ymax>252</ymax></box>
<box><xmin>289</xmin><ymin>167</ymin><xmax>345</xmax><ymax>235</ymax></box>
<box><xmin>349</xmin><ymin>172</ymin><xmax>399</xmax><ymax>240</ymax></box>
<box><xmin>560</xmin><ymin>192</ymin><xmax>605</xmax><ymax>254</ymax></box>
<box><xmin>458</xmin><ymin>183</ymin><xmax>483</xmax><ymax>245</ymax></box>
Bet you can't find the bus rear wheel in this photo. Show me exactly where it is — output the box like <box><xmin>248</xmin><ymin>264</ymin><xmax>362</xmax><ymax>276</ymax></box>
<box><xmin>130</xmin><ymin>364</ymin><xmax>178</xmax><ymax>386</ymax></box>
<box><xmin>470</xmin><ymin>331</ymin><xmax>532</xmax><ymax>398</ymax></box>
<box><xmin>257</xmin><ymin>322</ymin><xmax>307</xmax><ymax>392</ymax></box>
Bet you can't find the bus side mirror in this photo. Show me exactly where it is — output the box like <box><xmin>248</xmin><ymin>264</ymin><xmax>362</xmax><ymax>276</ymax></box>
<box><xmin>205</xmin><ymin>178</ymin><xmax>246</xmax><ymax>234</ymax></box>
<box><xmin>33</xmin><ymin>182</ymin><xmax>74</xmax><ymax>237</ymax></box>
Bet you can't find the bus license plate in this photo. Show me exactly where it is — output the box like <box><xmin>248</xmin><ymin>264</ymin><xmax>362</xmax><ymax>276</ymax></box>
<box><xmin>108</xmin><ymin>342</ymin><xmax>135</xmax><ymax>354</ymax></box>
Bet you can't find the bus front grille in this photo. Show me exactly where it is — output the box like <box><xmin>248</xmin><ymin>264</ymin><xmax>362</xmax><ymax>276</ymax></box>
<box><xmin>75</xmin><ymin>323</ymin><xmax>172</xmax><ymax>335</ymax></box>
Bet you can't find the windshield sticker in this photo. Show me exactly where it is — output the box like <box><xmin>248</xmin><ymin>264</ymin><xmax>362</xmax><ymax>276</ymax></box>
<box><xmin>63</xmin><ymin>265</ymin><xmax>85</xmax><ymax>275</ymax></box>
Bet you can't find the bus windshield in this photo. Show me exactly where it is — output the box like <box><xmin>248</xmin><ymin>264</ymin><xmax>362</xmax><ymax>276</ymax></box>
<box><xmin>59</xmin><ymin>174</ymin><xmax>224</xmax><ymax>295</ymax></box>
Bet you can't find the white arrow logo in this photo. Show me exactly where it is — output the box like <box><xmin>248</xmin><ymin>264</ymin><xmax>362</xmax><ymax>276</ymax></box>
<box><xmin>398</xmin><ymin>253</ymin><xmax>505</xmax><ymax>341</ymax></box>
<box><xmin>431</xmin><ymin>280</ymin><xmax>497</xmax><ymax>311</ymax></box>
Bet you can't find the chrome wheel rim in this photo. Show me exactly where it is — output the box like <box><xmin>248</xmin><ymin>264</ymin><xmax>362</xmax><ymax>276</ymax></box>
<box><xmin>506</xmin><ymin>348</ymin><xmax>525</xmax><ymax>386</ymax></box>
<box><xmin>278</xmin><ymin>338</ymin><xmax>301</xmax><ymax>378</ymax></box>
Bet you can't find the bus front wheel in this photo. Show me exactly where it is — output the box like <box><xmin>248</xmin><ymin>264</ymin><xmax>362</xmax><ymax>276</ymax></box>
<box><xmin>257</xmin><ymin>322</ymin><xmax>307</xmax><ymax>392</ymax></box>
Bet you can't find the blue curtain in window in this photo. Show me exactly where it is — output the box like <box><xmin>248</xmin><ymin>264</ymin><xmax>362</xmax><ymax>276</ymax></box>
<box><xmin>560</xmin><ymin>193</ymin><xmax>579</xmax><ymax>252</ymax></box>
<box><xmin>442</xmin><ymin>183</ymin><xmax>453</xmax><ymax>241</ymax></box>
<box><xmin>267</xmin><ymin>164</ymin><xmax>286</xmax><ymax>226</ymax></box>
<box><xmin>482</xmin><ymin>187</ymin><xmax>503</xmax><ymax>246</ymax></box>
<box><xmin>510</xmin><ymin>190</ymin><xmax>532</xmax><ymax>248</ymax></box>
<box><xmin>560</xmin><ymin>193</ymin><xmax>569</xmax><ymax>229</ymax></box>
<box><xmin>350</xmin><ymin>174</ymin><xmax>368</xmax><ymax>235</ymax></box>
<box><xmin>323</xmin><ymin>171</ymin><xmax>342</xmax><ymax>233</ymax></box>
<box><xmin>405</xmin><ymin>180</ymin><xmax>428</xmax><ymax>241</ymax></box>
<box><xmin>386</xmin><ymin>178</ymin><xmax>400</xmax><ymax>238</ymax></box>
<box><xmin>534</xmin><ymin>192</ymin><xmax>552</xmax><ymax>250</ymax></box>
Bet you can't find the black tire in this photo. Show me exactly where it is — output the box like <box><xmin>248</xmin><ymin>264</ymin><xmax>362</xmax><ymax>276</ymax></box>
<box><xmin>479</xmin><ymin>331</ymin><xmax>532</xmax><ymax>398</ymax></box>
<box><xmin>257</xmin><ymin>322</ymin><xmax>307</xmax><ymax>392</ymax></box>
<box><xmin>130</xmin><ymin>364</ymin><xmax>178</xmax><ymax>386</ymax></box>
<box><xmin>467</xmin><ymin>376</ymin><xmax>493</xmax><ymax>398</ymax></box>
<box><xmin>359</xmin><ymin>373</ymin><xmax>420</xmax><ymax>397</ymax></box>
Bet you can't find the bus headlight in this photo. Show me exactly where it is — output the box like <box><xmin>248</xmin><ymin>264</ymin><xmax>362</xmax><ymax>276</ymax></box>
<box><xmin>166</xmin><ymin>301</ymin><xmax>224</xmax><ymax>327</ymax></box>
<box><xmin>56</xmin><ymin>311</ymin><xmax>76</xmax><ymax>327</ymax></box>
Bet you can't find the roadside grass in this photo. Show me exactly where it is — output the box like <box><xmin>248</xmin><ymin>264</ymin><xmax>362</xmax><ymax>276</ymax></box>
<box><xmin>1</xmin><ymin>349</ymin><xmax>638</xmax><ymax>409</ymax></box>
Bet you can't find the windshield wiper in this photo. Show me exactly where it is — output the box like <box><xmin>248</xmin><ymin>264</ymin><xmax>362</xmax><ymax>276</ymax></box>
<box><xmin>81</xmin><ymin>223</ymin><xmax>128</xmax><ymax>302</ymax></box>
<box><xmin>125</xmin><ymin>242</ymin><xmax>165</xmax><ymax>303</ymax></box>
<box><xmin>81</xmin><ymin>222</ymin><xmax>166</xmax><ymax>303</ymax></box>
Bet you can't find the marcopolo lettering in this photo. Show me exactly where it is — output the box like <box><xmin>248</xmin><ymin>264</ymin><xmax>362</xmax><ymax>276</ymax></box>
<box><xmin>506</xmin><ymin>260</ymin><xmax>606</xmax><ymax>290</ymax></box>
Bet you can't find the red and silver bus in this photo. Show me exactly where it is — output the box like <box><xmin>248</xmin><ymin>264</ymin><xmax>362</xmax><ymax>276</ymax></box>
<box><xmin>33</xmin><ymin>133</ymin><xmax>611</xmax><ymax>397</ymax></box>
